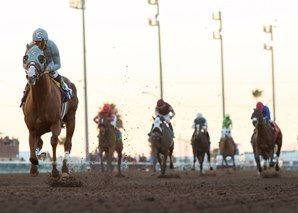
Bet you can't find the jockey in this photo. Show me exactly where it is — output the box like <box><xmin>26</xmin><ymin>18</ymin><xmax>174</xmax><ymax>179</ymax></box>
<box><xmin>148</xmin><ymin>98</ymin><xmax>175</xmax><ymax>137</ymax></box>
<box><xmin>252</xmin><ymin>101</ymin><xmax>274</xmax><ymax>128</ymax></box>
<box><xmin>221</xmin><ymin>114</ymin><xmax>233</xmax><ymax>138</ymax></box>
<box><xmin>20</xmin><ymin>28</ymin><xmax>73</xmax><ymax>107</ymax></box>
<box><xmin>93</xmin><ymin>103</ymin><xmax>117</xmax><ymax>129</ymax></box>
<box><xmin>192</xmin><ymin>113</ymin><xmax>210</xmax><ymax>142</ymax></box>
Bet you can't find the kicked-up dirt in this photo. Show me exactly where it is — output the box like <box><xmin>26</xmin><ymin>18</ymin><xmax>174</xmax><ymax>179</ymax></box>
<box><xmin>0</xmin><ymin>168</ymin><xmax>298</xmax><ymax>213</ymax></box>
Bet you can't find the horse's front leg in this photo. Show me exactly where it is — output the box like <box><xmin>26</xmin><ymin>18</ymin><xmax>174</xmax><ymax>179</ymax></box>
<box><xmin>161</xmin><ymin>154</ymin><xmax>168</xmax><ymax>175</ymax></box>
<box><xmin>29</xmin><ymin>132</ymin><xmax>39</xmax><ymax>176</ymax></box>
<box><xmin>192</xmin><ymin>154</ymin><xmax>196</xmax><ymax>171</ymax></box>
<box><xmin>106</xmin><ymin>150</ymin><xmax>113</xmax><ymax>173</ymax></box>
<box><xmin>117</xmin><ymin>149</ymin><xmax>123</xmax><ymax>176</ymax></box>
<box><xmin>98</xmin><ymin>151</ymin><xmax>104</xmax><ymax>172</ymax></box>
<box><xmin>50</xmin><ymin>123</ymin><xmax>61</xmax><ymax>177</ymax></box>
<box><xmin>254</xmin><ymin>154</ymin><xmax>262</xmax><ymax>173</ymax></box>
<box><xmin>62</xmin><ymin>114</ymin><xmax>76</xmax><ymax>176</ymax></box>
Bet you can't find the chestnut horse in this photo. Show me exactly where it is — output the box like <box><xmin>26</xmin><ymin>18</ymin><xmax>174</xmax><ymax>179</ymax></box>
<box><xmin>97</xmin><ymin>112</ymin><xmax>123</xmax><ymax>175</ymax></box>
<box><xmin>219</xmin><ymin>136</ymin><xmax>236</xmax><ymax>169</ymax></box>
<box><xmin>22</xmin><ymin>45</ymin><xmax>78</xmax><ymax>177</ymax></box>
<box><xmin>191</xmin><ymin>124</ymin><xmax>213</xmax><ymax>174</ymax></box>
<box><xmin>149</xmin><ymin>116</ymin><xmax>174</xmax><ymax>175</ymax></box>
<box><xmin>251</xmin><ymin>107</ymin><xmax>282</xmax><ymax>173</ymax></box>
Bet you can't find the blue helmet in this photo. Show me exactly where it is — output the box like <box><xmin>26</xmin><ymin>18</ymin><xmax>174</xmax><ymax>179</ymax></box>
<box><xmin>32</xmin><ymin>28</ymin><xmax>48</xmax><ymax>41</ymax></box>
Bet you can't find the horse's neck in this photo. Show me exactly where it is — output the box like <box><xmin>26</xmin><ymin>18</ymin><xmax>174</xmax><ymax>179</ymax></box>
<box><xmin>256</xmin><ymin>122</ymin><xmax>269</xmax><ymax>137</ymax></box>
<box><xmin>31</xmin><ymin>75</ymin><xmax>52</xmax><ymax>105</ymax></box>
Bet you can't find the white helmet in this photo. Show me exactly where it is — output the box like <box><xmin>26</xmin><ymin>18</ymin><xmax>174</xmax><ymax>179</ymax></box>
<box><xmin>32</xmin><ymin>28</ymin><xmax>48</xmax><ymax>41</ymax></box>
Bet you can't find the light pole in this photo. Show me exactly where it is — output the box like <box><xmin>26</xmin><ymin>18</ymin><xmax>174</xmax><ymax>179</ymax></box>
<box><xmin>264</xmin><ymin>23</ymin><xmax>276</xmax><ymax>121</ymax></box>
<box><xmin>148</xmin><ymin>0</ymin><xmax>163</xmax><ymax>99</ymax></box>
<box><xmin>69</xmin><ymin>0</ymin><xmax>89</xmax><ymax>161</ymax></box>
<box><xmin>213</xmin><ymin>10</ymin><xmax>226</xmax><ymax>119</ymax></box>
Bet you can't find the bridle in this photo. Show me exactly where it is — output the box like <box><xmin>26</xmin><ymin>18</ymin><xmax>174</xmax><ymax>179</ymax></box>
<box><xmin>23</xmin><ymin>45</ymin><xmax>46</xmax><ymax>85</ymax></box>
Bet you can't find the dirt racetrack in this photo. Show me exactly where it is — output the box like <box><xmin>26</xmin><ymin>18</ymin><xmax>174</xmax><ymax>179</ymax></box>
<box><xmin>1</xmin><ymin>168</ymin><xmax>298</xmax><ymax>213</ymax></box>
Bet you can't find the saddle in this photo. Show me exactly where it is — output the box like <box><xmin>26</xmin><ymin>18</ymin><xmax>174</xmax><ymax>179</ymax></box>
<box><xmin>50</xmin><ymin>78</ymin><xmax>71</xmax><ymax>102</ymax></box>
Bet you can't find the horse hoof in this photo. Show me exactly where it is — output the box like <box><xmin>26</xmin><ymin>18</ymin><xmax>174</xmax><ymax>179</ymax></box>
<box><xmin>30</xmin><ymin>164</ymin><xmax>39</xmax><ymax>177</ymax></box>
<box><xmin>62</xmin><ymin>172</ymin><xmax>69</xmax><ymax>178</ymax></box>
<box><xmin>275</xmin><ymin>165</ymin><xmax>280</xmax><ymax>171</ymax></box>
<box><xmin>51</xmin><ymin>169</ymin><xmax>60</xmax><ymax>178</ymax></box>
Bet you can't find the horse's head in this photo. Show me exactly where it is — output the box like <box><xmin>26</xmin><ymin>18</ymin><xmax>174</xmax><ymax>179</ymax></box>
<box><xmin>253</xmin><ymin>107</ymin><xmax>265</xmax><ymax>127</ymax></box>
<box><xmin>98</xmin><ymin>112</ymin><xmax>112</xmax><ymax>136</ymax></box>
<box><xmin>23</xmin><ymin>45</ymin><xmax>47</xmax><ymax>85</ymax></box>
<box><xmin>150</xmin><ymin>116</ymin><xmax>163</xmax><ymax>142</ymax></box>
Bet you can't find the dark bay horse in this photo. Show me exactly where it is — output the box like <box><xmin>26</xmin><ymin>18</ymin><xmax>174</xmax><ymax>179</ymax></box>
<box><xmin>22</xmin><ymin>45</ymin><xmax>78</xmax><ymax>177</ymax></box>
<box><xmin>97</xmin><ymin>112</ymin><xmax>123</xmax><ymax>175</ymax></box>
<box><xmin>219</xmin><ymin>136</ymin><xmax>236</xmax><ymax>169</ymax></box>
<box><xmin>149</xmin><ymin>116</ymin><xmax>174</xmax><ymax>175</ymax></box>
<box><xmin>191</xmin><ymin>124</ymin><xmax>213</xmax><ymax>174</ymax></box>
<box><xmin>251</xmin><ymin>107</ymin><xmax>282</xmax><ymax>173</ymax></box>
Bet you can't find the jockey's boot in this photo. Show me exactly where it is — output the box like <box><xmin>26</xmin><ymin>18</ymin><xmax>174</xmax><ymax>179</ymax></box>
<box><xmin>55</xmin><ymin>75</ymin><xmax>73</xmax><ymax>101</ymax></box>
<box><xmin>206</xmin><ymin>131</ymin><xmax>211</xmax><ymax>144</ymax></box>
<box><xmin>168</xmin><ymin>122</ymin><xmax>175</xmax><ymax>138</ymax></box>
<box><xmin>20</xmin><ymin>83</ymin><xmax>30</xmax><ymax>107</ymax></box>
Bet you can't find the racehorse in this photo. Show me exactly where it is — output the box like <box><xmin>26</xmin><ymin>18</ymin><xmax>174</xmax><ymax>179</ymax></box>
<box><xmin>149</xmin><ymin>116</ymin><xmax>174</xmax><ymax>175</ymax></box>
<box><xmin>219</xmin><ymin>136</ymin><xmax>236</xmax><ymax>169</ymax></box>
<box><xmin>97</xmin><ymin>112</ymin><xmax>123</xmax><ymax>175</ymax></box>
<box><xmin>251</xmin><ymin>107</ymin><xmax>282</xmax><ymax>173</ymax></box>
<box><xmin>191</xmin><ymin>124</ymin><xmax>213</xmax><ymax>174</ymax></box>
<box><xmin>22</xmin><ymin>45</ymin><xmax>78</xmax><ymax>177</ymax></box>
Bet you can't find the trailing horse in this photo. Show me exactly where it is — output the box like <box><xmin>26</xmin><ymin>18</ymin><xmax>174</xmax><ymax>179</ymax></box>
<box><xmin>251</xmin><ymin>107</ymin><xmax>282</xmax><ymax>173</ymax></box>
<box><xmin>191</xmin><ymin>124</ymin><xmax>213</xmax><ymax>174</ymax></box>
<box><xmin>22</xmin><ymin>45</ymin><xmax>78</xmax><ymax>177</ymax></box>
<box><xmin>149</xmin><ymin>116</ymin><xmax>174</xmax><ymax>175</ymax></box>
<box><xmin>219</xmin><ymin>136</ymin><xmax>236</xmax><ymax>169</ymax></box>
<box><xmin>97</xmin><ymin>112</ymin><xmax>123</xmax><ymax>176</ymax></box>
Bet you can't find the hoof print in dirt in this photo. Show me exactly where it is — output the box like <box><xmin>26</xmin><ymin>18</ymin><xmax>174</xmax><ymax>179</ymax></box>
<box><xmin>47</xmin><ymin>175</ymin><xmax>82</xmax><ymax>187</ymax></box>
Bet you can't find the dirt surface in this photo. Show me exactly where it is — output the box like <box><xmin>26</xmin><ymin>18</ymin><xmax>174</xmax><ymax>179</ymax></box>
<box><xmin>1</xmin><ymin>169</ymin><xmax>298</xmax><ymax>213</ymax></box>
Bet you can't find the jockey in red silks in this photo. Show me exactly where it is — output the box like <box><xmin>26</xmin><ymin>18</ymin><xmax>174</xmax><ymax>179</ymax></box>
<box><xmin>148</xmin><ymin>99</ymin><xmax>175</xmax><ymax>138</ymax></box>
<box><xmin>93</xmin><ymin>103</ymin><xmax>117</xmax><ymax>129</ymax></box>
<box><xmin>251</xmin><ymin>101</ymin><xmax>281</xmax><ymax>141</ymax></box>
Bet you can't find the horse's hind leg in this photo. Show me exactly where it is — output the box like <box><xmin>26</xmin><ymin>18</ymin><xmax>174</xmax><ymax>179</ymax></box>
<box><xmin>275</xmin><ymin>132</ymin><xmax>283</xmax><ymax>171</ymax></box>
<box><xmin>207</xmin><ymin>149</ymin><xmax>213</xmax><ymax>170</ymax></box>
<box><xmin>231</xmin><ymin>156</ymin><xmax>236</xmax><ymax>170</ymax></box>
<box><xmin>169</xmin><ymin>145</ymin><xmax>174</xmax><ymax>169</ymax></box>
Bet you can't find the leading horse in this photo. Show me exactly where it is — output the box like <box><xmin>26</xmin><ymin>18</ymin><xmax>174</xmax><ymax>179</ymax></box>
<box><xmin>149</xmin><ymin>116</ymin><xmax>174</xmax><ymax>175</ymax></box>
<box><xmin>22</xmin><ymin>45</ymin><xmax>78</xmax><ymax>177</ymax></box>
<box><xmin>251</xmin><ymin>107</ymin><xmax>282</xmax><ymax>173</ymax></box>
<box><xmin>191</xmin><ymin>124</ymin><xmax>213</xmax><ymax>174</ymax></box>
<box><xmin>97</xmin><ymin>112</ymin><xmax>123</xmax><ymax>176</ymax></box>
